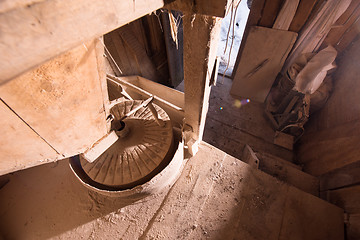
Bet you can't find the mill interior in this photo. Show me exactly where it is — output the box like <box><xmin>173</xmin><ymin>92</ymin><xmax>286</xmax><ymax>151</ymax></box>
<box><xmin>0</xmin><ymin>0</ymin><xmax>360</xmax><ymax>239</ymax></box>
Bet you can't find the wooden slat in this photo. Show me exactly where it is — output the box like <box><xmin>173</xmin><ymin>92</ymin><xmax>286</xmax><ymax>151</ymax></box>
<box><xmin>289</xmin><ymin>0</ymin><xmax>318</xmax><ymax>32</ymax></box>
<box><xmin>0</xmin><ymin>39</ymin><xmax>108</xmax><ymax>158</ymax></box>
<box><xmin>231</xmin><ymin>26</ymin><xmax>297</xmax><ymax>102</ymax></box>
<box><xmin>273</xmin><ymin>0</ymin><xmax>300</xmax><ymax>30</ymax></box>
<box><xmin>258</xmin><ymin>0</ymin><xmax>284</xmax><ymax>28</ymax></box>
<box><xmin>0</xmin><ymin>0</ymin><xmax>164</xmax><ymax>83</ymax></box>
<box><xmin>320</xmin><ymin>160</ymin><xmax>360</xmax><ymax>191</ymax></box>
<box><xmin>322</xmin><ymin>1</ymin><xmax>360</xmax><ymax>53</ymax></box>
<box><xmin>0</xmin><ymin>100</ymin><xmax>59</xmax><ymax>175</ymax></box>
<box><xmin>283</xmin><ymin>0</ymin><xmax>352</xmax><ymax>72</ymax></box>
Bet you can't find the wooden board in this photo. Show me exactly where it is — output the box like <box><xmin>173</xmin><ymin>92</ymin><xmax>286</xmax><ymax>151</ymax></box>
<box><xmin>165</xmin><ymin>0</ymin><xmax>229</xmax><ymax>17</ymax></box>
<box><xmin>328</xmin><ymin>185</ymin><xmax>360</xmax><ymax>214</ymax></box>
<box><xmin>288</xmin><ymin>0</ymin><xmax>318</xmax><ymax>32</ymax></box>
<box><xmin>258</xmin><ymin>0</ymin><xmax>284</xmax><ymax>28</ymax></box>
<box><xmin>0</xmin><ymin>101</ymin><xmax>59</xmax><ymax>175</ymax></box>
<box><xmin>0</xmin><ymin>0</ymin><xmax>164</xmax><ymax>83</ymax></box>
<box><xmin>0</xmin><ymin>39</ymin><xmax>108</xmax><ymax>159</ymax></box>
<box><xmin>231</xmin><ymin>26</ymin><xmax>297</xmax><ymax>102</ymax></box>
<box><xmin>320</xmin><ymin>160</ymin><xmax>360</xmax><ymax>191</ymax></box>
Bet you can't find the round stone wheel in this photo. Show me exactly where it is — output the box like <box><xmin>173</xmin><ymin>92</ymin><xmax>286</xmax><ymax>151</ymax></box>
<box><xmin>79</xmin><ymin>100</ymin><xmax>173</xmax><ymax>189</ymax></box>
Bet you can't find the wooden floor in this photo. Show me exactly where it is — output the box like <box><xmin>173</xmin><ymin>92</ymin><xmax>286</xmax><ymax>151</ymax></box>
<box><xmin>203</xmin><ymin>75</ymin><xmax>294</xmax><ymax>162</ymax></box>
<box><xmin>0</xmin><ymin>142</ymin><xmax>343</xmax><ymax>239</ymax></box>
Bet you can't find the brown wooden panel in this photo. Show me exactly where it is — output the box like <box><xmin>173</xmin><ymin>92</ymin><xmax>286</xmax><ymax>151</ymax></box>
<box><xmin>231</xmin><ymin>26</ymin><xmax>297</xmax><ymax>102</ymax></box>
<box><xmin>0</xmin><ymin>0</ymin><xmax>164</xmax><ymax>83</ymax></box>
<box><xmin>289</xmin><ymin>0</ymin><xmax>318</xmax><ymax>32</ymax></box>
<box><xmin>0</xmin><ymin>40</ymin><xmax>108</xmax><ymax>158</ymax></box>
<box><xmin>322</xmin><ymin>1</ymin><xmax>360</xmax><ymax>53</ymax></box>
<box><xmin>0</xmin><ymin>101</ymin><xmax>59</xmax><ymax>175</ymax></box>
<box><xmin>328</xmin><ymin>185</ymin><xmax>360</xmax><ymax>214</ymax></box>
<box><xmin>258</xmin><ymin>0</ymin><xmax>284</xmax><ymax>28</ymax></box>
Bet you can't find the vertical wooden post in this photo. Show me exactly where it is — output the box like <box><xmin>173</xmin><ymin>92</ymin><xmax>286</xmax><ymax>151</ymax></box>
<box><xmin>182</xmin><ymin>14</ymin><xmax>222</xmax><ymax>143</ymax></box>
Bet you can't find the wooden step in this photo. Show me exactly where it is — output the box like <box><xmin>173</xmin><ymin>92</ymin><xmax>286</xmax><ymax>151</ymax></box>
<box><xmin>243</xmin><ymin>145</ymin><xmax>319</xmax><ymax>196</ymax></box>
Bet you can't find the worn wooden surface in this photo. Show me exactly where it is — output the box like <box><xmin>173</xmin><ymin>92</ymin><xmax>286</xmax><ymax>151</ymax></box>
<box><xmin>0</xmin><ymin>101</ymin><xmax>59</xmax><ymax>175</ymax></box>
<box><xmin>231</xmin><ymin>0</ymin><xmax>266</xmax><ymax>79</ymax></box>
<box><xmin>183</xmin><ymin>14</ymin><xmax>222</xmax><ymax>141</ymax></box>
<box><xmin>165</xmin><ymin>0</ymin><xmax>229</xmax><ymax>17</ymax></box>
<box><xmin>297</xmin><ymin>38</ymin><xmax>360</xmax><ymax>176</ymax></box>
<box><xmin>0</xmin><ymin>142</ymin><xmax>344</xmax><ymax>239</ymax></box>
<box><xmin>289</xmin><ymin>0</ymin><xmax>318</xmax><ymax>32</ymax></box>
<box><xmin>231</xmin><ymin>26</ymin><xmax>297</xmax><ymax>102</ymax></box>
<box><xmin>283</xmin><ymin>0</ymin><xmax>351</xmax><ymax>71</ymax></box>
<box><xmin>322</xmin><ymin>1</ymin><xmax>360</xmax><ymax>54</ymax></box>
<box><xmin>204</xmin><ymin>75</ymin><xmax>294</xmax><ymax>162</ymax></box>
<box><xmin>0</xmin><ymin>0</ymin><xmax>164</xmax><ymax>83</ymax></box>
<box><xmin>0</xmin><ymin>40</ymin><xmax>108</xmax><ymax>162</ymax></box>
<box><xmin>258</xmin><ymin>0</ymin><xmax>283</xmax><ymax>28</ymax></box>
<box><xmin>273</xmin><ymin>0</ymin><xmax>299</xmax><ymax>30</ymax></box>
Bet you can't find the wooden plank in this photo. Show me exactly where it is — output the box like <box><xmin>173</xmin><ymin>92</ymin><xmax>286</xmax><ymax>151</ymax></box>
<box><xmin>183</xmin><ymin>14</ymin><xmax>222</xmax><ymax>141</ymax></box>
<box><xmin>321</xmin><ymin>1</ymin><xmax>360</xmax><ymax>53</ymax></box>
<box><xmin>0</xmin><ymin>39</ymin><xmax>108</xmax><ymax>158</ymax></box>
<box><xmin>283</xmin><ymin>0</ymin><xmax>352</xmax><ymax>71</ymax></box>
<box><xmin>278</xmin><ymin>186</ymin><xmax>344</xmax><ymax>240</ymax></box>
<box><xmin>231</xmin><ymin>26</ymin><xmax>297</xmax><ymax>102</ymax></box>
<box><xmin>274</xmin><ymin>131</ymin><xmax>294</xmax><ymax>150</ymax></box>
<box><xmin>257</xmin><ymin>152</ymin><xmax>319</xmax><ymax>196</ymax></box>
<box><xmin>320</xmin><ymin>160</ymin><xmax>360</xmax><ymax>191</ymax></box>
<box><xmin>273</xmin><ymin>0</ymin><xmax>300</xmax><ymax>30</ymax></box>
<box><xmin>258</xmin><ymin>0</ymin><xmax>284</xmax><ymax>28</ymax></box>
<box><xmin>242</xmin><ymin>144</ymin><xmax>260</xmax><ymax>168</ymax></box>
<box><xmin>289</xmin><ymin>0</ymin><xmax>318</xmax><ymax>32</ymax></box>
<box><xmin>328</xmin><ymin>185</ymin><xmax>360</xmax><ymax>214</ymax></box>
<box><xmin>301</xmin><ymin>135</ymin><xmax>360</xmax><ymax>176</ymax></box>
<box><xmin>231</xmin><ymin>0</ymin><xmax>266</xmax><ymax>79</ymax></box>
<box><xmin>0</xmin><ymin>0</ymin><xmax>164</xmax><ymax>83</ymax></box>
<box><xmin>0</xmin><ymin>100</ymin><xmax>59</xmax><ymax>175</ymax></box>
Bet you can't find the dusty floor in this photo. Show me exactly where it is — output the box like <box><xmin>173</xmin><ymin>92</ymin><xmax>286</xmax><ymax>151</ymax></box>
<box><xmin>0</xmin><ymin>143</ymin><xmax>343</xmax><ymax>240</ymax></box>
<box><xmin>0</xmin><ymin>75</ymin><xmax>343</xmax><ymax>239</ymax></box>
<box><xmin>203</xmin><ymin>76</ymin><xmax>293</xmax><ymax>161</ymax></box>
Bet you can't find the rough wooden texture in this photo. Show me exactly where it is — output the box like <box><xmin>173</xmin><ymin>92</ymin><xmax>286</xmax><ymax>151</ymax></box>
<box><xmin>231</xmin><ymin>0</ymin><xmax>266</xmax><ymax>79</ymax></box>
<box><xmin>274</xmin><ymin>131</ymin><xmax>294</xmax><ymax>150</ymax></box>
<box><xmin>0</xmin><ymin>0</ymin><xmax>164</xmax><ymax>83</ymax></box>
<box><xmin>0</xmin><ymin>142</ymin><xmax>343</xmax><ymax>239</ymax></box>
<box><xmin>322</xmin><ymin>1</ymin><xmax>360</xmax><ymax>54</ymax></box>
<box><xmin>328</xmin><ymin>185</ymin><xmax>360</xmax><ymax>214</ymax></box>
<box><xmin>242</xmin><ymin>144</ymin><xmax>260</xmax><ymax>168</ymax></box>
<box><xmin>0</xmin><ymin>40</ymin><xmax>108</xmax><ymax>162</ymax></box>
<box><xmin>297</xmin><ymin>38</ymin><xmax>360</xmax><ymax>176</ymax></box>
<box><xmin>273</xmin><ymin>0</ymin><xmax>300</xmax><ymax>30</ymax></box>
<box><xmin>183</xmin><ymin>14</ymin><xmax>222</xmax><ymax>141</ymax></box>
<box><xmin>257</xmin><ymin>151</ymin><xmax>319</xmax><ymax>196</ymax></box>
<box><xmin>320</xmin><ymin>161</ymin><xmax>360</xmax><ymax>192</ymax></box>
<box><xmin>288</xmin><ymin>0</ymin><xmax>318</xmax><ymax>32</ymax></box>
<box><xmin>258</xmin><ymin>0</ymin><xmax>284</xmax><ymax>28</ymax></box>
<box><xmin>204</xmin><ymin>75</ymin><xmax>294</xmax><ymax>161</ymax></box>
<box><xmin>165</xmin><ymin>0</ymin><xmax>229</xmax><ymax>17</ymax></box>
<box><xmin>231</xmin><ymin>26</ymin><xmax>297</xmax><ymax>102</ymax></box>
<box><xmin>283</xmin><ymin>0</ymin><xmax>351</xmax><ymax>72</ymax></box>
<box><xmin>0</xmin><ymin>101</ymin><xmax>59</xmax><ymax>175</ymax></box>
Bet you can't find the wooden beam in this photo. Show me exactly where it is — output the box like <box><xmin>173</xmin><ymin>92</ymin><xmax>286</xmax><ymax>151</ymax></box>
<box><xmin>165</xmin><ymin>0</ymin><xmax>229</xmax><ymax>17</ymax></box>
<box><xmin>0</xmin><ymin>0</ymin><xmax>164</xmax><ymax>83</ymax></box>
<box><xmin>183</xmin><ymin>14</ymin><xmax>222</xmax><ymax>141</ymax></box>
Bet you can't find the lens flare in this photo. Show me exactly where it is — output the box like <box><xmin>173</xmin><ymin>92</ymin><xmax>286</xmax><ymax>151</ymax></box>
<box><xmin>234</xmin><ymin>99</ymin><xmax>250</xmax><ymax>108</ymax></box>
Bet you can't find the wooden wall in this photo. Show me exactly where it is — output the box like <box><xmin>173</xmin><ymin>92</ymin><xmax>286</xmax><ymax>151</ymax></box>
<box><xmin>297</xmin><ymin>36</ymin><xmax>360</xmax><ymax>240</ymax></box>
<box><xmin>104</xmin><ymin>14</ymin><xmax>173</xmax><ymax>87</ymax></box>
